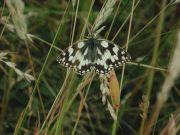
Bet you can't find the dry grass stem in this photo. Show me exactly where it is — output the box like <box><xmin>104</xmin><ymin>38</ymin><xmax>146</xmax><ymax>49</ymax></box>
<box><xmin>144</xmin><ymin>30</ymin><xmax>180</xmax><ymax>135</ymax></box>
<box><xmin>160</xmin><ymin>112</ymin><xmax>180</xmax><ymax>135</ymax></box>
<box><xmin>127</xmin><ymin>61</ymin><xmax>168</xmax><ymax>72</ymax></box>
<box><xmin>109</xmin><ymin>70</ymin><xmax>120</xmax><ymax>109</ymax></box>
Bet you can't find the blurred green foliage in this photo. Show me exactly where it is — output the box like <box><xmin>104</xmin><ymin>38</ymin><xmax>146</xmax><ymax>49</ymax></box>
<box><xmin>0</xmin><ymin>0</ymin><xmax>179</xmax><ymax>135</ymax></box>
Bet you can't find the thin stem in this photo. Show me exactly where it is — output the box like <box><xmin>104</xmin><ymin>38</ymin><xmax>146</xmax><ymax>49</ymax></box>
<box><xmin>127</xmin><ymin>62</ymin><xmax>168</xmax><ymax>72</ymax></box>
<box><xmin>25</xmin><ymin>39</ymin><xmax>46</xmax><ymax>119</ymax></box>
<box><xmin>80</xmin><ymin>0</ymin><xmax>95</xmax><ymax>39</ymax></box>
<box><xmin>106</xmin><ymin>0</ymin><xmax>122</xmax><ymax>38</ymax></box>
<box><xmin>139</xmin><ymin>0</ymin><xmax>166</xmax><ymax>134</ymax></box>
<box><xmin>71</xmin><ymin>0</ymin><xmax>80</xmax><ymax>45</ymax></box>
<box><xmin>129</xmin><ymin>1</ymin><xmax>172</xmax><ymax>43</ymax></box>
<box><xmin>28</xmin><ymin>34</ymin><xmax>63</xmax><ymax>52</ymax></box>
<box><xmin>112</xmin><ymin>0</ymin><xmax>140</xmax><ymax>42</ymax></box>
<box><xmin>0</xmin><ymin>13</ymin><xmax>11</xmax><ymax>39</ymax></box>
<box><xmin>111</xmin><ymin>0</ymin><xmax>135</xmax><ymax>134</ymax></box>
<box><xmin>71</xmin><ymin>74</ymin><xmax>94</xmax><ymax>135</ymax></box>
<box><xmin>13</xmin><ymin>1</ymin><xmax>69</xmax><ymax>134</ymax></box>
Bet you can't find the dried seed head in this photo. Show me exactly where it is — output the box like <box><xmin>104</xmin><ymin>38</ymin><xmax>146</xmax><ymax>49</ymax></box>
<box><xmin>139</xmin><ymin>95</ymin><xmax>149</xmax><ymax>119</ymax></box>
<box><xmin>99</xmin><ymin>74</ymin><xmax>110</xmax><ymax>104</ymax></box>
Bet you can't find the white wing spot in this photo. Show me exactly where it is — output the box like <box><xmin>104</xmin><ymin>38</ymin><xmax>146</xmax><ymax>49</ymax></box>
<box><xmin>83</xmin><ymin>48</ymin><xmax>88</xmax><ymax>55</ymax></box>
<box><xmin>78</xmin><ymin>64</ymin><xmax>82</xmax><ymax>69</ymax></box>
<box><xmin>101</xmin><ymin>41</ymin><xmax>109</xmax><ymax>48</ymax></box>
<box><xmin>77</xmin><ymin>42</ymin><xmax>84</xmax><ymax>48</ymax></box>
<box><xmin>121</xmin><ymin>51</ymin><xmax>125</xmax><ymax>55</ymax></box>
<box><xmin>111</xmin><ymin>56</ymin><xmax>115</xmax><ymax>62</ymax></box>
<box><xmin>62</xmin><ymin>57</ymin><xmax>65</xmax><ymax>62</ymax></box>
<box><xmin>81</xmin><ymin>60</ymin><xmax>86</xmax><ymax>66</ymax></box>
<box><xmin>104</xmin><ymin>50</ymin><xmax>111</xmax><ymax>59</ymax></box>
<box><xmin>114</xmin><ymin>55</ymin><xmax>118</xmax><ymax>60</ymax></box>
<box><xmin>122</xmin><ymin>56</ymin><xmax>126</xmax><ymax>60</ymax></box>
<box><xmin>100</xmin><ymin>60</ymin><xmax>104</xmax><ymax>65</ymax></box>
<box><xmin>106</xmin><ymin>50</ymin><xmax>111</xmax><ymax>58</ymax></box>
<box><xmin>86</xmin><ymin>59</ymin><xmax>89</xmax><ymax>65</ymax></box>
<box><xmin>68</xmin><ymin>48</ymin><xmax>74</xmax><ymax>55</ymax></box>
<box><xmin>82</xmin><ymin>70</ymin><xmax>85</xmax><ymax>74</ymax></box>
<box><xmin>68</xmin><ymin>56</ymin><xmax>73</xmax><ymax>61</ymax></box>
<box><xmin>97</xmin><ymin>48</ymin><xmax>102</xmax><ymax>55</ymax></box>
<box><xmin>113</xmin><ymin>46</ymin><xmax>119</xmax><ymax>55</ymax></box>
<box><xmin>96</xmin><ymin>59</ymin><xmax>101</xmax><ymax>65</ymax></box>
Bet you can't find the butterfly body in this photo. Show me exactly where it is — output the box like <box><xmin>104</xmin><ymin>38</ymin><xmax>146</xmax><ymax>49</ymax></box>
<box><xmin>83</xmin><ymin>38</ymin><xmax>98</xmax><ymax>62</ymax></box>
<box><xmin>57</xmin><ymin>38</ymin><xmax>131</xmax><ymax>75</ymax></box>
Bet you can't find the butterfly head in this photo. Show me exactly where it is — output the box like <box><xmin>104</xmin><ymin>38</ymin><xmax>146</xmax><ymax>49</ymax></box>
<box><xmin>86</xmin><ymin>32</ymin><xmax>97</xmax><ymax>39</ymax></box>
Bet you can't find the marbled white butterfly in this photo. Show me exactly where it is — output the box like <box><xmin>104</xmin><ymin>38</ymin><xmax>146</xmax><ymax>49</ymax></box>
<box><xmin>57</xmin><ymin>37</ymin><xmax>131</xmax><ymax>75</ymax></box>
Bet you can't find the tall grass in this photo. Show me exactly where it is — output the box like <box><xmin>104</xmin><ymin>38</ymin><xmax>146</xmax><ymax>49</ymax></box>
<box><xmin>0</xmin><ymin>0</ymin><xmax>179</xmax><ymax>135</ymax></box>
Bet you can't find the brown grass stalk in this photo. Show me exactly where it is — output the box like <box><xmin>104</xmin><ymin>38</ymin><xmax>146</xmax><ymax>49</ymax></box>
<box><xmin>144</xmin><ymin>29</ymin><xmax>180</xmax><ymax>135</ymax></box>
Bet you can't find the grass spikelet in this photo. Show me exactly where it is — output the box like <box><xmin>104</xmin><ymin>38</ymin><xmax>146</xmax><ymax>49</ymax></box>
<box><xmin>139</xmin><ymin>95</ymin><xmax>149</xmax><ymax>119</ymax></box>
<box><xmin>5</xmin><ymin>0</ymin><xmax>27</xmax><ymax>40</ymax></box>
<box><xmin>0</xmin><ymin>52</ymin><xmax>35</xmax><ymax>82</ymax></box>
<box><xmin>99</xmin><ymin>73</ymin><xmax>118</xmax><ymax>120</ymax></box>
<box><xmin>99</xmin><ymin>74</ymin><xmax>110</xmax><ymax>104</ymax></box>
<box><xmin>92</xmin><ymin>0</ymin><xmax>117</xmax><ymax>33</ymax></box>
<box><xmin>160</xmin><ymin>113</ymin><xmax>180</xmax><ymax>135</ymax></box>
<box><xmin>72</xmin><ymin>0</ymin><xmax>76</xmax><ymax>8</ymax></box>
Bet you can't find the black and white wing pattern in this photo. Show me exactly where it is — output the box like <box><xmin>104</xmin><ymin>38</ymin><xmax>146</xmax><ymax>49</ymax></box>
<box><xmin>57</xmin><ymin>39</ymin><xmax>94</xmax><ymax>75</ymax></box>
<box><xmin>57</xmin><ymin>38</ymin><xmax>131</xmax><ymax>75</ymax></box>
<box><xmin>94</xmin><ymin>39</ymin><xmax>131</xmax><ymax>74</ymax></box>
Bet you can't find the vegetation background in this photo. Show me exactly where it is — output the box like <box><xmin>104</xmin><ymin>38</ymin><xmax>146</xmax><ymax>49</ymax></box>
<box><xmin>0</xmin><ymin>0</ymin><xmax>179</xmax><ymax>135</ymax></box>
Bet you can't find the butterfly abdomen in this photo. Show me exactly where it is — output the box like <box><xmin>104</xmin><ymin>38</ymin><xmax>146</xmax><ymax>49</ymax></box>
<box><xmin>86</xmin><ymin>38</ymin><xmax>98</xmax><ymax>62</ymax></box>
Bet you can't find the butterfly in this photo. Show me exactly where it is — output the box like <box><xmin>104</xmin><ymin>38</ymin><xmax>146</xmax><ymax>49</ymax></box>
<box><xmin>57</xmin><ymin>37</ymin><xmax>131</xmax><ymax>75</ymax></box>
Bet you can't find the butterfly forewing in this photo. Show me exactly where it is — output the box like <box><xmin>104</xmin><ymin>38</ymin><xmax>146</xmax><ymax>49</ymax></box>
<box><xmin>57</xmin><ymin>38</ymin><xmax>131</xmax><ymax>75</ymax></box>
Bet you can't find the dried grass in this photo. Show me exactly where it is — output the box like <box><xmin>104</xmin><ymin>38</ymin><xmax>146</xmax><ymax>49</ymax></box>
<box><xmin>144</xmin><ymin>30</ymin><xmax>180</xmax><ymax>135</ymax></box>
<box><xmin>160</xmin><ymin>112</ymin><xmax>180</xmax><ymax>135</ymax></box>
<box><xmin>0</xmin><ymin>52</ymin><xmax>34</xmax><ymax>82</ymax></box>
